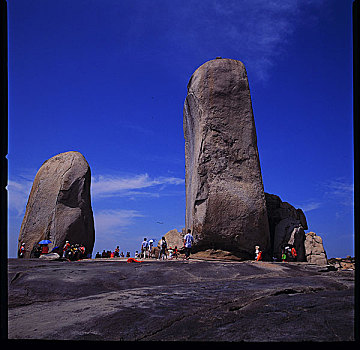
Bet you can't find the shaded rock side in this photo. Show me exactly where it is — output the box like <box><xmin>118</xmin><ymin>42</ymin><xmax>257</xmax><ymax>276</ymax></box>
<box><xmin>265</xmin><ymin>193</ymin><xmax>307</xmax><ymax>261</ymax></box>
<box><xmin>18</xmin><ymin>151</ymin><xmax>95</xmax><ymax>258</ymax></box>
<box><xmin>273</xmin><ymin>218</ymin><xmax>306</xmax><ymax>261</ymax></box>
<box><xmin>304</xmin><ymin>232</ymin><xmax>328</xmax><ymax>265</ymax></box>
<box><xmin>183</xmin><ymin>58</ymin><xmax>270</xmax><ymax>259</ymax></box>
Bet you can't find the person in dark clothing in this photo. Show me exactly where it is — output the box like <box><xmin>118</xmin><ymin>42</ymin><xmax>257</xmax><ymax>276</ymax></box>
<box><xmin>158</xmin><ymin>236</ymin><xmax>168</xmax><ymax>260</ymax></box>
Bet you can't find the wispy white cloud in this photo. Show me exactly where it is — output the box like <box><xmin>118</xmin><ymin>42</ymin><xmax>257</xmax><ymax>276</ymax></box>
<box><xmin>298</xmin><ymin>201</ymin><xmax>322</xmax><ymax>212</ymax></box>
<box><xmin>7</xmin><ymin>171</ymin><xmax>184</xmax><ymax>219</ymax></box>
<box><xmin>92</xmin><ymin>208</ymin><xmax>146</xmax><ymax>251</ymax></box>
<box><xmin>162</xmin><ymin>0</ymin><xmax>324</xmax><ymax>81</ymax></box>
<box><xmin>7</xmin><ymin>178</ymin><xmax>33</xmax><ymax>217</ymax></box>
<box><xmin>94</xmin><ymin>209</ymin><xmax>144</xmax><ymax>233</ymax></box>
<box><xmin>91</xmin><ymin>173</ymin><xmax>184</xmax><ymax>199</ymax></box>
<box><xmin>324</xmin><ymin>179</ymin><xmax>354</xmax><ymax>207</ymax></box>
<box><xmin>294</xmin><ymin>178</ymin><xmax>353</xmax><ymax>214</ymax></box>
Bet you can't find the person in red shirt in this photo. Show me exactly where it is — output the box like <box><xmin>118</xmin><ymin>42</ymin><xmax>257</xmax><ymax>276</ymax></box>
<box><xmin>18</xmin><ymin>243</ymin><xmax>25</xmax><ymax>258</ymax></box>
<box><xmin>41</xmin><ymin>244</ymin><xmax>49</xmax><ymax>255</ymax></box>
<box><xmin>62</xmin><ymin>241</ymin><xmax>70</xmax><ymax>258</ymax></box>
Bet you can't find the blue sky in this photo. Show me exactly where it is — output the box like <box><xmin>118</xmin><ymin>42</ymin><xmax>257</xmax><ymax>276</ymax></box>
<box><xmin>7</xmin><ymin>0</ymin><xmax>354</xmax><ymax>258</ymax></box>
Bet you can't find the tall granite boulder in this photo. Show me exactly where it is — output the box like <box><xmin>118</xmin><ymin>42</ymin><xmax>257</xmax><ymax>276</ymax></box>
<box><xmin>265</xmin><ymin>193</ymin><xmax>307</xmax><ymax>261</ymax></box>
<box><xmin>183</xmin><ymin>58</ymin><xmax>270</xmax><ymax>259</ymax></box>
<box><xmin>18</xmin><ymin>151</ymin><xmax>95</xmax><ymax>258</ymax></box>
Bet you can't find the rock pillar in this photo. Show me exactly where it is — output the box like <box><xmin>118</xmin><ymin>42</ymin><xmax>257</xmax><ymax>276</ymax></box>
<box><xmin>183</xmin><ymin>58</ymin><xmax>270</xmax><ymax>259</ymax></box>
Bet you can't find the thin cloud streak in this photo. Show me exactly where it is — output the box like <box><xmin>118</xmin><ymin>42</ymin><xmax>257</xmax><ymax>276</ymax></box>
<box><xmin>161</xmin><ymin>0</ymin><xmax>324</xmax><ymax>81</ymax></box>
<box><xmin>299</xmin><ymin>201</ymin><xmax>322</xmax><ymax>213</ymax></box>
<box><xmin>324</xmin><ymin>179</ymin><xmax>354</xmax><ymax>207</ymax></box>
<box><xmin>94</xmin><ymin>209</ymin><xmax>144</xmax><ymax>233</ymax></box>
<box><xmin>7</xmin><ymin>179</ymin><xmax>33</xmax><ymax>217</ymax></box>
<box><xmin>91</xmin><ymin>173</ymin><xmax>184</xmax><ymax>199</ymax></box>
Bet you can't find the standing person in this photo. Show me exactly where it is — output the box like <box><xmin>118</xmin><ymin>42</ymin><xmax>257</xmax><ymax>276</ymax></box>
<box><xmin>158</xmin><ymin>236</ymin><xmax>167</xmax><ymax>260</ymax></box>
<box><xmin>255</xmin><ymin>245</ymin><xmax>262</xmax><ymax>261</ymax></box>
<box><xmin>79</xmin><ymin>245</ymin><xmax>86</xmax><ymax>259</ymax></box>
<box><xmin>141</xmin><ymin>238</ymin><xmax>148</xmax><ymax>258</ymax></box>
<box><xmin>254</xmin><ymin>246</ymin><xmax>260</xmax><ymax>260</ymax></box>
<box><xmin>290</xmin><ymin>246</ymin><xmax>297</xmax><ymax>262</ymax></box>
<box><xmin>281</xmin><ymin>246</ymin><xmax>287</xmax><ymax>262</ymax></box>
<box><xmin>41</xmin><ymin>243</ymin><xmax>49</xmax><ymax>255</ymax></box>
<box><xmin>114</xmin><ymin>246</ymin><xmax>120</xmax><ymax>257</ymax></box>
<box><xmin>148</xmin><ymin>239</ymin><xmax>154</xmax><ymax>258</ymax></box>
<box><xmin>62</xmin><ymin>241</ymin><xmax>70</xmax><ymax>258</ymax></box>
<box><xmin>183</xmin><ymin>229</ymin><xmax>194</xmax><ymax>260</ymax></box>
<box><xmin>18</xmin><ymin>243</ymin><xmax>25</xmax><ymax>258</ymax></box>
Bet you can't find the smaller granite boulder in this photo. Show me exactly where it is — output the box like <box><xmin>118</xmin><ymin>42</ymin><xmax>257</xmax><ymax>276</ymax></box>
<box><xmin>39</xmin><ymin>253</ymin><xmax>60</xmax><ymax>260</ymax></box>
<box><xmin>158</xmin><ymin>229</ymin><xmax>185</xmax><ymax>250</ymax></box>
<box><xmin>18</xmin><ymin>151</ymin><xmax>95</xmax><ymax>258</ymax></box>
<box><xmin>304</xmin><ymin>232</ymin><xmax>327</xmax><ymax>265</ymax></box>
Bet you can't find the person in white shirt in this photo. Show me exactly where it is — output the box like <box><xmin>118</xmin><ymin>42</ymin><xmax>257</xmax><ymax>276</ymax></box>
<box><xmin>148</xmin><ymin>239</ymin><xmax>154</xmax><ymax>258</ymax></box>
<box><xmin>183</xmin><ymin>229</ymin><xmax>194</xmax><ymax>260</ymax></box>
<box><xmin>141</xmin><ymin>238</ymin><xmax>148</xmax><ymax>258</ymax></box>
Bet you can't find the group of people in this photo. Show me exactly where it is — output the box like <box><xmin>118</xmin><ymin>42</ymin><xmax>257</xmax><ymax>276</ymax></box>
<box><xmin>19</xmin><ymin>231</ymin><xmax>298</xmax><ymax>263</ymax></box>
<box><xmin>254</xmin><ymin>244</ymin><xmax>298</xmax><ymax>262</ymax></box>
<box><xmin>139</xmin><ymin>238</ymin><xmax>155</xmax><ymax>259</ymax></box>
<box><xmin>19</xmin><ymin>242</ymin><xmax>51</xmax><ymax>258</ymax></box>
<box><xmin>137</xmin><ymin>236</ymin><xmax>177</xmax><ymax>260</ymax></box>
<box><xmin>18</xmin><ymin>240</ymin><xmax>89</xmax><ymax>261</ymax></box>
<box><xmin>62</xmin><ymin>241</ymin><xmax>88</xmax><ymax>261</ymax></box>
<box><xmin>94</xmin><ymin>247</ymin><xmax>131</xmax><ymax>259</ymax></box>
<box><xmin>281</xmin><ymin>244</ymin><xmax>297</xmax><ymax>262</ymax></box>
<box><xmin>138</xmin><ymin>229</ymin><xmax>195</xmax><ymax>261</ymax></box>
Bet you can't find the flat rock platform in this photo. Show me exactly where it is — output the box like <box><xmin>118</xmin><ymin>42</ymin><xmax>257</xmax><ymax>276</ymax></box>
<box><xmin>8</xmin><ymin>258</ymin><xmax>355</xmax><ymax>341</ymax></box>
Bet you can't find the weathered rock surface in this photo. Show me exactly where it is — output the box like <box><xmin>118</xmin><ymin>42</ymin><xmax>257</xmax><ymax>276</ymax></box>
<box><xmin>18</xmin><ymin>151</ymin><xmax>95</xmax><ymax>258</ymax></box>
<box><xmin>8</xmin><ymin>258</ymin><xmax>354</xmax><ymax>341</ymax></box>
<box><xmin>183</xmin><ymin>58</ymin><xmax>270</xmax><ymax>258</ymax></box>
<box><xmin>328</xmin><ymin>256</ymin><xmax>355</xmax><ymax>270</ymax></box>
<box><xmin>304</xmin><ymin>232</ymin><xmax>328</xmax><ymax>265</ymax></box>
<box><xmin>38</xmin><ymin>253</ymin><xmax>60</xmax><ymax>260</ymax></box>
